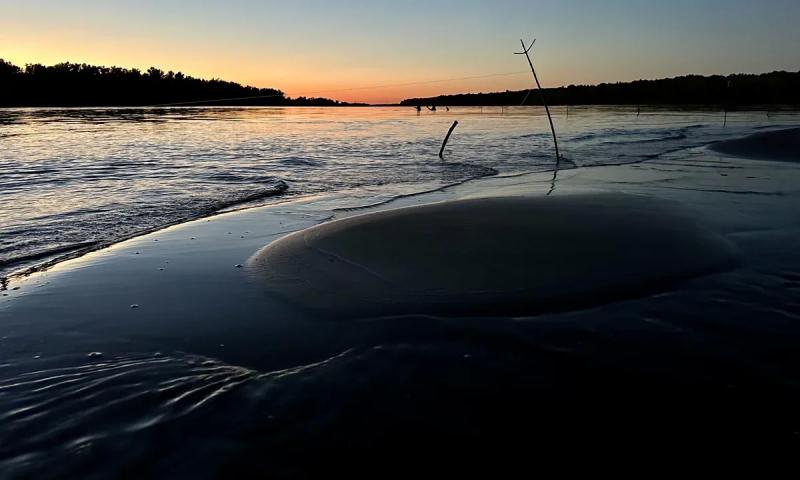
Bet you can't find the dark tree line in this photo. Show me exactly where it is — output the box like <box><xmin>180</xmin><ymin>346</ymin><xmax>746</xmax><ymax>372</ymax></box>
<box><xmin>400</xmin><ymin>71</ymin><xmax>800</xmax><ymax>107</ymax></box>
<box><xmin>0</xmin><ymin>60</ymin><xmax>363</xmax><ymax>107</ymax></box>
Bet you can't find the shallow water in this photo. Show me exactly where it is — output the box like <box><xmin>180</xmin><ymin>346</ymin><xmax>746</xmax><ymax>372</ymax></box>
<box><xmin>2</xmin><ymin>122</ymin><xmax>800</xmax><ymax>475</ymax></box>
<box><xmin>2</xmin><ymin>105</ymin><xmax>797</xmax><ymax>279</ymax></box>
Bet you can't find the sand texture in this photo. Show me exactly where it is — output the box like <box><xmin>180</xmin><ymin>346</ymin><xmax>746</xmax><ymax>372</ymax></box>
<box><xmin>710</xmin><ymin>127</ymin><xmax>800</xmax><ymax>161</ymax></box>
<box><xmin>251</xmin><ymin>193</ymin><xmax>737</xmax><ymax>317</ymax></box>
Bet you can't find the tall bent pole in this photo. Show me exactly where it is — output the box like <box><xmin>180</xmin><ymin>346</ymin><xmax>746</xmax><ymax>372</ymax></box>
<box><xmin>516</xmin><ymin>39</ymin><xmax>560</xmax><ymax>163</ymax></box>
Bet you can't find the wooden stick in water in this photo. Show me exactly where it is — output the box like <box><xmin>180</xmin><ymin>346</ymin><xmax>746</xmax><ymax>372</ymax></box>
<box><xmin>515</xmin><ymin>38</ymin><xmax>560</xmax><ymax>162</ymax></box>
<box><xmin>439</xmin><ymin>121</ymin><xmax>459</xmax><ymax>160</ymax></box>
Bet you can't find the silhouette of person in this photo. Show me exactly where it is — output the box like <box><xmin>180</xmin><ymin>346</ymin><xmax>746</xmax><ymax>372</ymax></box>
<box><xmin>427</xmin><ymin>105</ymin><xmax>437</xmax><ymax>112</ymax></box>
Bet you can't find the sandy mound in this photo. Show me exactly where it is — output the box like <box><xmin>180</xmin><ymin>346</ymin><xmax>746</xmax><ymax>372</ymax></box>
<box><xmin>710</xmin><ymin>127</ymin><xmax>800</xmax><ymax>162</ymax></box>
<box><xmin>249</xmin><ymin>193</ymin><xmax>737</xmax><ymax>318</ymax></box>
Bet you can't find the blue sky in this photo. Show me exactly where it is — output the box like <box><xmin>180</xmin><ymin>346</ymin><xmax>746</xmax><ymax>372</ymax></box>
<box><xmin>2</xmin><ymin>0</ymin><xmax>798</xmax><ymax>102</ymax></box>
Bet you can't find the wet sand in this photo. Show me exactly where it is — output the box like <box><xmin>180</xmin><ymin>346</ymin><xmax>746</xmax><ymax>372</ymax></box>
<box><xmin>2</xmin><ymin>128</ymin><xmax>800</xmax><ymax>476</ymax></box>
<box><xmin>710</xmin><ymin>126</ymin><xmax>800</xmax><ymax>161</ymax></box>
<box><xmin>252</xmin><ymin>193</ymin><xmax>737</xmax><ymax>317</ymax></box>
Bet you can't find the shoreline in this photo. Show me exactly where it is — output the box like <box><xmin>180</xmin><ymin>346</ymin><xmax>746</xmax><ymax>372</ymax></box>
<box><xmin>0</xmin><ymin>167</ymin><xmax>507</xmax><ymax>286</ymax></box>
<box><xmin>3</xmin><ymin>126</ymin><xmax>797</xmax><ymax>295</ymax></box>
<box><xmin>3</xmin><ymin>125</ymin><xmax>797</xmax><ymax>289</ymax></box>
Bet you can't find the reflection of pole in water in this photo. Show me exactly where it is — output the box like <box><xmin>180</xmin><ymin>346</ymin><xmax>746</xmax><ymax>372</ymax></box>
<box><xmin>547</xmin><ymin>165</ymin><xmax>558</xmax><ymax>196</ymax></box>
<box><xmin>723</xmin><ymin>79</ymin><xmax>731</xmax><ymax>127</ymax></box>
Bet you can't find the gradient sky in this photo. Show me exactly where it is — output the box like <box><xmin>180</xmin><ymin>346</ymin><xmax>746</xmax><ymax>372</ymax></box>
<box><xmin>2</xmin><ymin>0</ymin><xmax>799</xmax><ymax>103</ymax></box>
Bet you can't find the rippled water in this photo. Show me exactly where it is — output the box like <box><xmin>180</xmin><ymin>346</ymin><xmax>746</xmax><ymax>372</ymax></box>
<box><xmin>1</xmin><ymin>105</ymin><xmax>797</xmax><ymax>279</ymax></box>
<box><xmin>3</xmin><ymin>106</ymin><xmax>800</xmax><ymax>476</ymax></box>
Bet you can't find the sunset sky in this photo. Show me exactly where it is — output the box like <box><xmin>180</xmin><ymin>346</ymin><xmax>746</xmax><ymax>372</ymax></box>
<box><xmin>2</xmin><ymin>0</ymin><xmax>799</xmax><ymax>104</ymax></box>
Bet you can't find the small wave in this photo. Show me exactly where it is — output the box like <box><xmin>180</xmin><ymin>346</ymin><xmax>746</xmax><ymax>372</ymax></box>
<box><xmin>569</xmin><ymin>128</ymin><xmax>639</xmax><ymax>142</ymax></box>
<box><xmin>558</xmin><ymin>156</ymin><xmax>577</xmax><ymax>168</ymax></box>
<box><xmin>0</xmin><ymin>167</ymin><xmax>62</xmax><ymax>176</ymax></box>
<box><xmin>0</xmin><ymin>133</ymin><xmax>26</xmax><ymax>139</ymax></box>
<box><xmin>214</xmin><ymin>180</ymin><xmax>289</xmax><ymax>211</ymax></box>
<box><xmin>0</xmin><ymin>353</ymin><xmax>258</xmax><ymax>475</ymax></box>
<box><xmin>600</xmin><ymin>133</ymin><xmax>687</xmax><ymax>145</ymax></box>
<box><xmin>278</xmin><ymin>156</ymin><xmax>326</xmax><ymax>167</ymax></box>
<box><xmin>1</xmin><ymin>181</ymin><xmax>289</xmax><ymax>282</ymax></box>
<box><xmin>572</xmin><ymin>125</ymin><xmax>703</xmax><ymax>144</ymax></box>
<box><xmin>204</xmin><ymin>172</ymin><xmax>250</xmax><ymax>182</ymax></box>
<box><xmin>334</xmin><ymin>166</ymin><xmax>498</xmax><ymax>214</ymax></box>
<box><xmin>657</xmin><ymin>186</ymin><xmax>786</xmax><ymax>196</ymax></box>
<box><xmin>570</xmin><ymin>132</ymin><xmax>600</xmax><ymax>142</ymax></box>
<box><xmin>439</xmin><ymin>162</ymin><xmax>498</xmax><ymax>183</ymax></box>
<box><xmin>0</xmin><ymin>348</ymin><xmax>357</xmax><ymax>478</ymax></box>
<box><xmin>0</xmin><ymin>241</ymin><xmax>100</xmax><ymax>272</ymax></box>
<box><xmin>517</xmin><ymin>133</ymin><xmax>549</xmax><ymax>139</ymax></box>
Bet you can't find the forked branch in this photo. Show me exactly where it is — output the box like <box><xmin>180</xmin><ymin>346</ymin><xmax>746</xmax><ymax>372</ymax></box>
<box><xmin>515</xmin><ymin>38</ymin><xmax>560</xmax><ymax>164</ymax></box>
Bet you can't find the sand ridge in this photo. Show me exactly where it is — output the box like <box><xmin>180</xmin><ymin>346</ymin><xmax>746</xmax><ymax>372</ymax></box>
<box><xmin>710</xmin><ymin>127</ymin><xmax>800</xmax><ymax>162</ymax></box>
<box><xmin>250</xmin><ymin>193</ymin><xmax>738</xmax><ymax>318</ymax></box>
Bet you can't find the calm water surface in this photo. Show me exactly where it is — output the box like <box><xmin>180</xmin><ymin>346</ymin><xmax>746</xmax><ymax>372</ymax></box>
<box><xmin>1</xmin><ymin>105</ymin><xmax>797</xmax><ymax>279</ymax></box>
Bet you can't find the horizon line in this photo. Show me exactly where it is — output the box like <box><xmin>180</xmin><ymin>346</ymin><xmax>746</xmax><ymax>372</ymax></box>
<box><xmin>2</xmin><ymin>58</ymin><xmax>798</xmax><ymax>105</ymax></box>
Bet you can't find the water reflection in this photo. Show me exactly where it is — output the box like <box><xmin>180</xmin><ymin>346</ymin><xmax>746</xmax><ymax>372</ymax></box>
<box><xmin>0</xmin><ymin>106</ymin><xmax>292</xmax><ymax>126</ymax></box>
<box><xmin>1</xmin><ymin>106</ymin><xmax>798</xmax><ymax>279</ymax></box>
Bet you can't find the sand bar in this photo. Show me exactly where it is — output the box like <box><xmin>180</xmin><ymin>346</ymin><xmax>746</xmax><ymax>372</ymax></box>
<box><xmin>251</xmin><ymin>193</ymin><xmax>738</xmax><ymax>317</ymax></box>
<box><xmin>709</xmin><ymin>127</ymin><xmax>800</xmax><ymax>161</ymax></box>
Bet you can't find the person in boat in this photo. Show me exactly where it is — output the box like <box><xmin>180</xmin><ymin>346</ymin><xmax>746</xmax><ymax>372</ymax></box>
<box><xmin>427</xmin><ymin>105</ymin><xmax>437</xmax><ymax>112</ymax></box>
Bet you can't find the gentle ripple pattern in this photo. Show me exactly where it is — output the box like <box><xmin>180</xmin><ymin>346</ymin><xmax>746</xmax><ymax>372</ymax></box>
<box><xmin>1</xmin><ymin>105</ymin><xmax>798</xmax><ymax>279</ymax></box>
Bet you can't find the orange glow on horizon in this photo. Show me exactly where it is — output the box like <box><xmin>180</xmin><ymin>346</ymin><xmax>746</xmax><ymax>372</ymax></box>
<box><xmin>0</xmin><ymin>30</ymin><xmax>607</xmax><ymax>104</ymax></box>
<box><xmin>3</xmin><ymin>21</ymin><xmax>792</xmax><ymax>104</ymax></box>
<box><xmin>2</xmin><ymin>1</ymin><xmax>798</xmax><ymax>104</ymax></box>
<box><xmin>2</xmin><ymin>49</ymin><xmax>540</xmax><ymax>104</ymax></box>
<box><xmin>0</xmin><ymin>45</ymin><xmax>600</xmax><ymax>104</ymax></box>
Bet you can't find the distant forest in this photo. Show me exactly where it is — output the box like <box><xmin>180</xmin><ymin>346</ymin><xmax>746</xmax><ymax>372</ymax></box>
<box><xmin>400</xmin><ymin>71</ymin><xmax>800</xmax><ymax>107</ymax></box>
<box><xmin>0</xmin><ymin>60</ymin><xmax>363</xmax><ymax>107</ymax></box>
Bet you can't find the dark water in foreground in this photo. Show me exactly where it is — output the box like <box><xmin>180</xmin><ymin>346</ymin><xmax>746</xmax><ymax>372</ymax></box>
<box><xmin>1</xmin><ymin>109</ymin><xmax>800</xmax><ymax>476</ymax></box>
<box><xmin>2</xmin><ymin>106</ymin><xmax>798</xmax><ymax>279</ymax></box>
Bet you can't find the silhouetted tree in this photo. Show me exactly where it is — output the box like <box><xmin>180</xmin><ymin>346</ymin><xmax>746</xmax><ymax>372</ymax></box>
<box><xmin>0</xmin><ymin>59</ymin><xmax>21</xmax><ymax>76</ymax></box>
<box><xmin>0</xmin><ymin>59</ymin><xmax>363</xmax><ymax>107</ymax></box>
<box><xmin>400</xmin><ymin>71</ymin><xmax>800</xmax><ymax>107</ymax></box>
